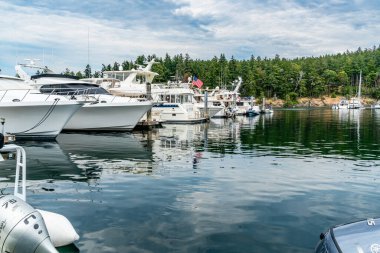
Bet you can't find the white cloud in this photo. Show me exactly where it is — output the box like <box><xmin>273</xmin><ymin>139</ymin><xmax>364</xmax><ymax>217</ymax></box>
<box><xmin>0</xmin><ymin>0</ymin><xmax>379</xmax><ymax>74</ymax></box>
<box><xmin>169</xmin><ymin>0</ymin><xmax>380</xmax><ymax>57</ymax></box>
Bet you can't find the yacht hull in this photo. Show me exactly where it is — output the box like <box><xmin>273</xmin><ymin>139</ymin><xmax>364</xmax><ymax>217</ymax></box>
<box><xmin>197</xmin><ymin>106</ymin><xmax>224</xmax><ymax>118</ymax></box>
<box><xmin>151</xmin><ymin>103</ymin><xmax>207</xmax><ymax>124</ymax></box>
<box><xmin>0</xmin><ymin>101</ymin><xmax>82</xmax><ymax>139</ymax></box>
<box><xmin>63</xmin><ymin>102</ymin><xmax>151</xmax><ymax>131</ymax></box>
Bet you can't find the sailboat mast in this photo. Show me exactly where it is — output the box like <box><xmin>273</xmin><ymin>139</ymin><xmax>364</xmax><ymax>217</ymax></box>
<box><xmin>358</xmin><ymin>70</ymin><xmax>362</xmax><ymax>100</ymax></box>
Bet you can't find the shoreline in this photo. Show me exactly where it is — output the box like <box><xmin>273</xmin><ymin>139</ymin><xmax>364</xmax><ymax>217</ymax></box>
<box><xmin>264</xmin><ymin>96</ymin><xmax>377</xmax><ymax>108</ymax></box>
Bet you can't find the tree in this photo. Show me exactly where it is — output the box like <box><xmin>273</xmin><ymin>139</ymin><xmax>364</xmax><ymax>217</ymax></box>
<box><xmin>84</xmin><ymin>64</ymin><xmax>92</xmax><ymax>78</ymax></box>
<box><xmin>90</xmin><ymin>45</ymin><xmax>380</xmax><ymax>99</ymax></box>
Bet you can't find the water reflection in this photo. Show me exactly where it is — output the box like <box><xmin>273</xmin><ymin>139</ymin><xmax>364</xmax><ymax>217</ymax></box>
<box><xmin>57</xmin><ymin>132</ymin><xmax>154</xmax><ymax>182</ymax></box>
<box><xmin>2</xmin><ymin>110</ymin><xmax>379</xmax><ymax>182</ymax></box>
<box><xmin>1</xmin><ymin>110</ymin><xmax>380</xmax><ymax>253</ymax></box>
<box><xmin>0</xmin><ymin>141</ymin><xmax>79</xmax><ymax>196</ymax></box>
<box><xmin>238</xmin><ymin>109</ymin><xmax>380</xmax><ymax>160</ymax></box>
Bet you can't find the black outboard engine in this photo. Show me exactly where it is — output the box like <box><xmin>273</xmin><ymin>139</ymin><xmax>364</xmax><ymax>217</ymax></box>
<box><xmin>315</xmin><ymin>218</ymin><xmax>380</xmax><ymax>253</ymax></box>
<box><xmin>0</xmin><ymin>133</ymin><xmax>4</xmax><ymax>149</ymax></box>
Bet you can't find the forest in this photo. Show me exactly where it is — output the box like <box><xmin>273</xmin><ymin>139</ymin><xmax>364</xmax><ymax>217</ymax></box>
<box><xmin>66</xmin><ymin>46</ymin><xmax>380</xmax><ymax>101</ymax></box>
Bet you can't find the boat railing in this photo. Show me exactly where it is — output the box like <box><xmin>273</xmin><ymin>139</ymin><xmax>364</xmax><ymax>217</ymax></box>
<box><xmin>0</xmin><ymin>89</ymin><xmax>49</xmax><ymax>102</ymax></box>
<box><xmin>40</xmin><ymin>87</ymin><xmax>109</xmax><ymax>101</ymax></box>
<box><xmin>42</xmin><ymin>87</ymin><xmax>137</xmax><ymax>103</ymax></box>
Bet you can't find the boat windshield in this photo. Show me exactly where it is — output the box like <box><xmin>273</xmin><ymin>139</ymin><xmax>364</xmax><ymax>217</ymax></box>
<box><xmin>39</xmin><ymin>83</ymin><xmax>110</xmax><ymax>95</ymax></box>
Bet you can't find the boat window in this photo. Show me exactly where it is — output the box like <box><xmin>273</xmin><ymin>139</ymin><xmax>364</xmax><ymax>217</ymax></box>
<box><xmin>236</xmin><ymin>102</ymin><xmax>244</xmax><ymax>106</ymax></box>
<box><xmin>176</xmin><ymin>95</ymin><xmax>181</xmax><ymax>103</ymax></box>
<box><xmin>40</xmin><ymin>83</ymin><xmax>110</xmax><ymax>95</ymax></box>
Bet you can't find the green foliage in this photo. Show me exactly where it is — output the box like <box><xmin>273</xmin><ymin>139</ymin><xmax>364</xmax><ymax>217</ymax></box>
<box><xmin>76</xmin><ymin>46</ymin><xmax>380</xmax><ymax>99</ymax></box>
<box><xmin>283</xmin><ymin>94</ymin><xmax>297</xmax><ymax>108</ymax></box>
<box><xmin>288</xmin><ymin>92</ymin><xmax>298</xmax><ymax>101</ymax></box>
<box><xmin>371</xmin><ymin>89</ymin><xmax>380</xmax><ymax>100</ymax></box>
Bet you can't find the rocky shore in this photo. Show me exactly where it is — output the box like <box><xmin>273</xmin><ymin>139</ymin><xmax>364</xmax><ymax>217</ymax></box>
<box><xmin>265</xmin><ymin>96</ymin><xmax>377</xmax><ymax>108</ymax></box>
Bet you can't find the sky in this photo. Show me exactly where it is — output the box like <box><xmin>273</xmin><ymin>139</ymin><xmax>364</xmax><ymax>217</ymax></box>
<box><xmin>1</xmin><ymin>0</ymin><xmax>380</xmax><ymax>75</ymax></box>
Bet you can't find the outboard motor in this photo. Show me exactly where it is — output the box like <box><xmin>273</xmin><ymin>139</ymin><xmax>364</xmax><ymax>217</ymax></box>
<box><xmin>0</xmin><ymin>195</ymin><xmax>58</xmax><ymax>253</ymax></box>
<box><xmin>315</xmin><ymin>218</ymin><xmax>380</xmax><ymax>253</ymax></box>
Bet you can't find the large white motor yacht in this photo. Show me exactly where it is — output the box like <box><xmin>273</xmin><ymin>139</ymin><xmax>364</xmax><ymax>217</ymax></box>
<box><xmin>0</xmin><ymin>75</ymin><xmax>83</xmax><ymax>139</ymax></box>
<box><xmin>83</xmin><ymin>60</ymin><xmax>223</xmax><ymax>123</ymax></box>
<box><xmin>16</xmin><ymin>63</ymin><xmax>152</xmax><ymax>131</ymax></box>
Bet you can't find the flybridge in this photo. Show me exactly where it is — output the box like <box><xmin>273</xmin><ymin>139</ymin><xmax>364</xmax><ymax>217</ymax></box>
<box><xmin>15</xmin><ymin>59</ymin><xmax>55</xmax><ymax>81</ymax></box>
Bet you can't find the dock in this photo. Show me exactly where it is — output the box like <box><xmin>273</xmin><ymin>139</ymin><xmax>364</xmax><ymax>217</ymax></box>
<box><xmin>133</xmin><ymin>120</ymin><xmax>163</xmax><ymax>131</ymax></box>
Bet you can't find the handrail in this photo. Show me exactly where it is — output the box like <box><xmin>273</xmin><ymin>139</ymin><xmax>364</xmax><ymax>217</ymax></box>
<box><xmin>0</xmin><ymin>144</ymin><xmax>27</xmax><ymax>201</ymax></box>
<box><xmin>0</xmin><ymin>89</ymin><xmax>37</xmax><ymax>102</ymax></box>
<box><xmin>20</xmin><ymin>89</ymin><xmax>31</xmax><ymax>102</ymax></box>
<box><xmin>0</xmin><ymin>90</ymin><xmax>8</xmax><ymax>102</ymax></box>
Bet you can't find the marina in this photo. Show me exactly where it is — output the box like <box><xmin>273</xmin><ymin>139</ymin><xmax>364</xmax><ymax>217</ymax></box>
<box><xmin>2</xmin><ymin>1</ymin><xmax>380</xmax><ymax>252</ymax></box>
<box><xmin>1</xmin><ymin>108</ymin><xmax>380</xmax><ymax>252</ymax></box>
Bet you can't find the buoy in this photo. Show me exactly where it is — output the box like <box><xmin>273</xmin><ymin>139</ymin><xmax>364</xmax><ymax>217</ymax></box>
<box><xmin>0</xmin><ymin>195</ymin><xmax>58</xmax><ymax>253</ymax></box>
<box><xmin>37</xmin><ymin>209</ymin><xmax>80</xmax><ymax>247</ymax></box>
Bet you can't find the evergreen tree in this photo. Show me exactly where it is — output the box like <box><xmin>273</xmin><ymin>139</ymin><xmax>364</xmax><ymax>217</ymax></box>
<box><xmin>84</xmin><ymin>64</ymin><xmax>91</xmax><ymax>78</ymax></box>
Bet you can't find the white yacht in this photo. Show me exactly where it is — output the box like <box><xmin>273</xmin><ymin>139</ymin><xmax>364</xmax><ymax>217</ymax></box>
<box><xmin>16</xmin><ymin>63</ymin><xmax>152</xmax><ymax>131</ymax></box>
<box><xmin>86</xmin><ymin>60</ymin><xmax>221</xmax><ymax>123</ymax></box>
<box><xmin>203</xmin><ymin>77</ymin><xmax>260</xmax><ymax>117</ymax></box>
<box><xmin>0</xmin><ymin>75</ymin><xmax>83</xmax><ymax>139</ymax></box>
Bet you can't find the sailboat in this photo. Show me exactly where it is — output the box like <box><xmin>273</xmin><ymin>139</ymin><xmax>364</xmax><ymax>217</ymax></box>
<box><xmin>348</xmin><ymin>71</ymin><xmax>364</xmax><ymax>109</ymax></box>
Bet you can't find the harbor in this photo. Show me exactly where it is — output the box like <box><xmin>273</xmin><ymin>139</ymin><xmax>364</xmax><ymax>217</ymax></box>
<box><xmin>1</xmin><ymin>109</ymin><xmax>380</xmax><ymax>252</ymax></box>
<box><xmin>2</xmin><ymin>1</ymin><xmax>380</xmax><ymax>252</ymax></box>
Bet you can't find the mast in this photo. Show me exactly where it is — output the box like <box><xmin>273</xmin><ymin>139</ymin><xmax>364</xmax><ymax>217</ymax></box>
<box><xmin>358</xmin><ymin>70</ymin><xmax>362</xmax><ymax>100</ymax></box>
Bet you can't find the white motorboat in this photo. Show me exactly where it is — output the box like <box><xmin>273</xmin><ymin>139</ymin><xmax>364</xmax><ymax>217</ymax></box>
<box><xmin>332</xmin><ymin>98</ymin><xmax>349</xmax><ymax>109</ymax></box>
<box><xmin>151</xmin><ymin>82</ymin><xmax>207</xmax><ymax>123</ymax></box>
<box><xmin>348</xmin><ymin>97</ymin><xmax>363</xmax><ymax>109</ymax></box>
<box><xmin>0</xmin><ymin>75</ymin><xmax>83</xmax><ymax>139</ymax></box>
<box><xmin>86</xmin><ymin>60</ymin><xmax>218</xmax><ymax>123</ymax></box>
<box><xmin>371</xmin><ymin>101</ymin><xmax>380</xmax><ymax>109</ymax></box>
<box><xmin>259</xmin><ymin>97</ymin><xmax>273</xmax><ymax>114</ymax></box>
<box><xmin>16</xmin><ymin>63</ymin><xmax>152</xmax><ymax>131</ymax></box>
<box><xmin>202</xmin><ymin>77</ymin><xmax>259</xmax><ymax>117</ymax></box>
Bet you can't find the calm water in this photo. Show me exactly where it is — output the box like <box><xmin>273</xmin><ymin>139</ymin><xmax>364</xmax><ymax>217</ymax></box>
<box><xmin>1</xmin><ymin>108</ymin><xmax>380</xmax><ymax>253</ymax></box>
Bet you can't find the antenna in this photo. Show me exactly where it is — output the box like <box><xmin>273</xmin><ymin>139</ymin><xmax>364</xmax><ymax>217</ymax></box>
<box><xmin>87</xmin><ymin>27</ymin><xmax>90</xmax><ymax>66</ymax></box>
<box><xmin>51</xmin><ymin>48</ymin><xmax>53</xmax><ymax>65</ymax></box>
